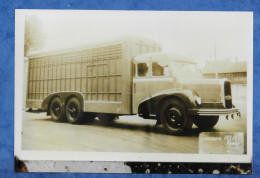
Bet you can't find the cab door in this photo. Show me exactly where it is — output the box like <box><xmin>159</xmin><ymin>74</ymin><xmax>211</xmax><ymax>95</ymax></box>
<box><xmin>132</xmin><ymin>62</ymin><xmax>151</xmax><ymax>114</ymax></box>
<box><xmin>132</xmin><ymin>60</ymin><xmax>174</xmax><ymax>114</ymax></box>
<box><xmin>148</xmin><ymin>61</ymin><xmax>174</xmax><ymax>95</ymax></box>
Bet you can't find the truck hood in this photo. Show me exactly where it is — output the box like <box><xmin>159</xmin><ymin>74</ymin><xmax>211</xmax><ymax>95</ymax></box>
<box><xmin>181</xmin><ymin>78</ymin><xmax>225</xmax><ymax>103</ymax></box>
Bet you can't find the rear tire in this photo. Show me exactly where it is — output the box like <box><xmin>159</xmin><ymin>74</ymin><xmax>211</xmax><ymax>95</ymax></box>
<box><xmin>193</xmin><ymin>116</ymin><xmax>219</xmax><ymax>130</ymax></box>
<box><xmin>65</xmin><ymin>97</ymin><xmax>83</xmax><ymax>124</ymax></box>
<box><xmin>50</xmin><ymin>97</ymin><xmax>66</xmax><ymax>122</ymax></box>
<box><xmin>159</xmin><ymin>99</ymin><xmax>192</xmax><ymax>135</ymax></box>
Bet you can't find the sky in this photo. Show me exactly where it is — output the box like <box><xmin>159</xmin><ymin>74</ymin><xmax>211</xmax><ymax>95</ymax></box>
<box><xmin>25</xmin><ymin>10</ymin><xmax>253</xmax><ymax>68</ymax></box>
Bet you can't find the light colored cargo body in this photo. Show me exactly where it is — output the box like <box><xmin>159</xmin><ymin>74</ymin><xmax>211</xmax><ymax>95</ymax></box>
<box><xmin>26</xmin><ymin>37</ymin><xmax>161</xmax><ymax>114</ymax></box>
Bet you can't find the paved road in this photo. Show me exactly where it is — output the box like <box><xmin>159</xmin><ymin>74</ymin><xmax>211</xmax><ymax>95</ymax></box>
<box><xmin>22</xmin><ymin>111</ymin><xmax>247</xmax><ymax>153</ymax></box>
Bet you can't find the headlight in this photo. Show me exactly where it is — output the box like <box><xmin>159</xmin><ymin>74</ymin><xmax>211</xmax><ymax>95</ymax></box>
<box><xmin>194</xmin><ymin>95</ymin><xmax>202</xmax><ymax>105</ymax></box>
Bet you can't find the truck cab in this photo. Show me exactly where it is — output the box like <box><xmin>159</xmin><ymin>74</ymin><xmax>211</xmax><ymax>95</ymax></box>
<box><xmin>133</xmin><ymin>53</ymin><xmax>240</xmax><ymax>134</ymax></box>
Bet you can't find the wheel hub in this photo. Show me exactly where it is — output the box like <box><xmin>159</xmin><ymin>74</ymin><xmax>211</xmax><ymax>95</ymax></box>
<box><xmin>166</xmin><ymin>107</ymin><xmax>183</xmax><ymax>129</ymax></box>
<box><xmin>67</xmin><ymin>103</ymin><xmax>78</xmax><ymax>120</ymax></box>
<box><xmin>52</xmin><ymin>102</ymin><xmax>61</xmax><ymax>117</ymax></box>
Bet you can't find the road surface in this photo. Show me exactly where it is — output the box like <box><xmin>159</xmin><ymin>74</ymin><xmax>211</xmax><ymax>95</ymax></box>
<box><xmin>22</xmin><ymin>111</ymin><xmax>247</xmax><ymax>153</ymax></box>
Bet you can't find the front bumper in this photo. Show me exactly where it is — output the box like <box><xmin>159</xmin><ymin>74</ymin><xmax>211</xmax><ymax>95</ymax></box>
<box><xmin>197</xmin><ymin>108</ymin><xmax>240</xmax><ymax>117</ymax></box>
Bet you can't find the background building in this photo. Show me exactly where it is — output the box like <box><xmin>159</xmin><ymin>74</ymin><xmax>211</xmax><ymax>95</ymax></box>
<box><xmin>202</xmin><ymin>60</ymin><xmax>247</xmax><ymax>84</ymax></box>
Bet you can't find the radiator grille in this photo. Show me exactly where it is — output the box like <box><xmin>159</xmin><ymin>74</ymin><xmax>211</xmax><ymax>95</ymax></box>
<box><xmin>224</xmin><ymin>81</ymin><xmax>232</xmax><ymax>108</ymax></box>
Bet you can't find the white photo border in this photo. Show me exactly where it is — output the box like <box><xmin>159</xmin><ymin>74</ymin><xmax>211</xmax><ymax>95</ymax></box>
<box><xmin>15</xmin><ymin>10</ymin><xmax>253</xmax><ymax>163</ymax></box>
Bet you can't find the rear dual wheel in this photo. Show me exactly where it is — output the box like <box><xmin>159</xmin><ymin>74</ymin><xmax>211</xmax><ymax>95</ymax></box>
<box><xmin>50</xmin><ymin>97</ymin><xmax>66</xmax><ymax>122</ymax></box>
<box><xmin>50</xmin><ymin>97</ymin><xmax>84</xmax><ymax>124</ymax></box>
<box><xmin>65</xmin><ymin>97</ymin><xmax>83</xmax><ymax>124</ymax></box>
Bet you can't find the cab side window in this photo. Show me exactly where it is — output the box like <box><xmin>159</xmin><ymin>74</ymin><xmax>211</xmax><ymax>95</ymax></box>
<box><xmin>152</xmin><ymin>62</ymin><xmax>169</xmax><ymax>76</ymax></box>
<box><xmin>137</xmin><ymin>63</ymin><xmax>148</xmax><ymax>77</ymax></box>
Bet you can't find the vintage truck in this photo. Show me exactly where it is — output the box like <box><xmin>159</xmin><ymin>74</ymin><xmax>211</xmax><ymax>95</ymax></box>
<box><xmin>26</xmin><ymin>36</ymin><xmax>240</xmax><ymax>135</ymax></box>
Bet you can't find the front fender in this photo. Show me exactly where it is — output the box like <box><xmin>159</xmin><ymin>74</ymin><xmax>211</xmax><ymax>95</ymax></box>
<box><xmin>138</xmin><ymin>89</ymin><xmax>198</xmax><ymax>116</ymax></box>
<box><xmin>42</xmin><ymin>91</ymin><xmax>85</xmax><ymax>114</ymax></box>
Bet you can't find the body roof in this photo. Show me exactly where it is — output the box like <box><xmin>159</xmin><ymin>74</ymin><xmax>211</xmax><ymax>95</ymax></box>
<box><xmin>134</xmin><ymin>52</ymin><xmax>196</xmax><ymax>64</ymax></box>
<box><xmin>28</xmin><ymin>36</ymin><xmax>162</xmax><ymax>58</ymax></box>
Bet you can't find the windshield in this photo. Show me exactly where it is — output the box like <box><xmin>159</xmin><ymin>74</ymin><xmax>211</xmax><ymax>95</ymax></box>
<box><xmin>170</xmin><ymin>61</ymin><xmax>202</xmax><ymax>78</ymax></box>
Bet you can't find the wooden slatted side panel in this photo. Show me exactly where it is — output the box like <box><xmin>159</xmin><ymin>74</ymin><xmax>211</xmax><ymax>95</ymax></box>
<box><xmin>27</xmin><ymin>44</ymin><xmax>123</xmax><ymax>102</ymax></box>
<box><xmin>81</xmin><ymin>44</ymin><xmax>123</xmax><ymax>102</ymax></box>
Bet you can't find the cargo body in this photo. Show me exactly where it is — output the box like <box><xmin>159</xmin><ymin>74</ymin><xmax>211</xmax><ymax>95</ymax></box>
<box><xmin>26</xmin><ymin>37</ymin><xmax>161</xmax><ymax>114</ymax></box>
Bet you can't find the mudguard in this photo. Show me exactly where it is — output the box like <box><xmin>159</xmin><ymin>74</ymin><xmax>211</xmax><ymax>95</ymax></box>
<box><xmin>41</xmin><ymin>91</ymin><xmax>85</xmax><ymax>115</ymax></box>
<box><xmin>138</xmin><ymin>89</ymin><xmax>198</xmax><ymax>116</ymax></box>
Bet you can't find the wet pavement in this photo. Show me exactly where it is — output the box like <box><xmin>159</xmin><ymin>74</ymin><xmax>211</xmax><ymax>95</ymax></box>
<box><xmin>22</xmin><ymin>111</ymin><xmax>247</xmax><ymax>153</ymax></box>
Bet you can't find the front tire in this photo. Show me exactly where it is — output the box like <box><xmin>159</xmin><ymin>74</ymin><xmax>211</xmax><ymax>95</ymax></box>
<box><xmin>50</xmin><ymin>97</ymin><xmax>66</xmax><ymax>122</ymax></box>
<box><xmin>193</xmin><ymin>116</ymin><xmax>219</xmax><ymax>130</ymax></box>
<box><xmin>65</xmin><ymin>97</ymin><xmax>83</xmax><ymax>124</ymax></box>
<box><xmin>159</xmin><ymin>99</ymin><xmax>192</xmax><ymax>135</ymax></box>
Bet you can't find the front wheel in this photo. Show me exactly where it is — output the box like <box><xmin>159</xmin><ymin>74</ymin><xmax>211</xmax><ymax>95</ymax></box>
<box><xmin>193</xmin><ymin>116</ymin><xmax>219</xmax><ymax>130</ymax></box>
<box><xmin>65</xmin><ymin>97</ymin><xmax>83</xmax><ymax>124</ymax></box>
<box><xmin>159</xmin><ymin>99</ymin><xmax>193</xmax><ymax>135</ymax></box>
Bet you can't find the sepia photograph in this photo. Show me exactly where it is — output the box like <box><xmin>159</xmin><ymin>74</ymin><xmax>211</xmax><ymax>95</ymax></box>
<box><xmin>15</xmin><ymin>10</ymin><xmax>252</xmax><ymax>170</ymax></box>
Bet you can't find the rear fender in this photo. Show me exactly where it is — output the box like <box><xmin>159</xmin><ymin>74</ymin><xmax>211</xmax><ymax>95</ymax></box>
<box><xmin>138</xmin><ymin>89</ymin><xmax>197</xmax><ymax>116</ymax></box>
<box><xmin>42</xmin><ymin>91</ymin><xmax>85</xmax><ymax>115</ymax></box>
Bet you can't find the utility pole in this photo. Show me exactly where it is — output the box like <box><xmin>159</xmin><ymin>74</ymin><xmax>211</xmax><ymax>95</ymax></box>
<box><xmin>214</xmin><ymin>42</ymin><xmax>218</xmax><ymax>79</ymax></box>
<box><xmin>214</xmin><ymin>41</ymin><xmax>217</xmax><ymax>61</ymax></box>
